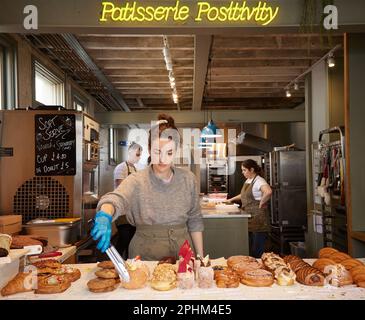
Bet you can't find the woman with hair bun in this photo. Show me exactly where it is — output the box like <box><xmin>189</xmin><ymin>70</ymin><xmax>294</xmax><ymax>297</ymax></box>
<box><xmin>92</xmin><ymin>114</ymin><xmax>204</xmax><ymax>260</ymax></box>
<box><xmin>227</xmin><ymin>159</ymin><xmax>272</xmax><ymax>258</ymax></box>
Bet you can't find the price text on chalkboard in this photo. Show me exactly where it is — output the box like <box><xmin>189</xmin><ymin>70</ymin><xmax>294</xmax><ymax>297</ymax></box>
<box><xmin>35</xmin><ymin>114</ymin><xmax>76</xmax><ymax>176</ymax></box>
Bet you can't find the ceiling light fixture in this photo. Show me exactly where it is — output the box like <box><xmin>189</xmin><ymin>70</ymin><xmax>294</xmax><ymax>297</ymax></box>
<box><xmin>327</xmin><ymin>53</ymin><xmax>335</xmax><ymax>68</ymax></box>
<box><xmin>163</xmin><ymin>36</ymin><xmax>178</xmax><ymax>104</ymax></box>
<box><xmin>294</xmin><ymin>82</ymin><xmax>299</xmax><ymax>91</ymax></box>
<box><xmin>283</xmin><ymin>44</ymin><xmax>342</xmax><ymax>96</ymax></box>
<box><xmin>286</xmin><ymin>89</ymin><xmax>292</xmax><ymax>98</ymax></box>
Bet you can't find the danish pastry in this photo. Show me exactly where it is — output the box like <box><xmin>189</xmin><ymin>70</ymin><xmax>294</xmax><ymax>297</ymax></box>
<box><xmin>323</xmin><ymin>264</ymin><xmax>353</xmax><ymax>287</ymax></box>
<box><xmin>35</xmin><ymin>275</ymin><xmax>71</xmax><ymax>294</ymax></box>
<box><xmin>215</xmin><ymin>269</ymin><xmax>240</xmax><ymax>288</ymax></box>
<box><xmin>32</xmin><ymin>259</ymin><xmax>62</xmax><ymax>269</ymax></box>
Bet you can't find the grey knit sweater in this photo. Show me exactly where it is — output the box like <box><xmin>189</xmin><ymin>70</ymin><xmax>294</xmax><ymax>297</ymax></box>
<box><xmin>96</xmin><ymin>166</ymin><xmax>204</xmax><ymax>232</ymax></box>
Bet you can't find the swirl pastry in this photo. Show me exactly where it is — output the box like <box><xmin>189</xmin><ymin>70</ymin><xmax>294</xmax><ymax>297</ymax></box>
<box><xmin>261</xmin><ymin>252</ymin><xmax>296</xmax><ymax>286</ymax></box>
<box><xmin>285</xmin><ymin>255</ymin><xmax>325</xmax><ymax>286</ymax></box>
<box><xmin>323</xmin><ymin>264</ymin><xmax>353</xmax><ymax>287</ymax></box>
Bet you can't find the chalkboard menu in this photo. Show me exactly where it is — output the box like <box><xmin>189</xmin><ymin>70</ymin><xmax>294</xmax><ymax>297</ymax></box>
<box><xmin>35</xmin><ymin>114</ymin><xmax>76</xmax><ymax>176</ymax></box>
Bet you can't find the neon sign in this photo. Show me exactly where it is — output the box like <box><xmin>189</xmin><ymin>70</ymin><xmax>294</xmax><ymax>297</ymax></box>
<box><xmin>100</xmin><ymin>1</ymin><xmax>280</xmax><ymax>26</ymax></box>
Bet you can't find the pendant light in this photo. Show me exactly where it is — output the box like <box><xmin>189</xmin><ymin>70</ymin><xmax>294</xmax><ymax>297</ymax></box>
<box><xmin>201</xmin><ymin>112</ymin><xmax>222</xmax><ymax>138</ymax></box>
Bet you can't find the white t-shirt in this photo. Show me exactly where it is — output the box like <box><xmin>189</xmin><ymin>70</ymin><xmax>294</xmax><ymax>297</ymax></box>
<box><xmin>113</xmin><ymin>162</ymin><xmax>137</xmax><ymax>189</ymax></box>
<box><xmin>244</xmin><ymin>175</ymin><xmax>269</xmax><ymax>201</ymax></box>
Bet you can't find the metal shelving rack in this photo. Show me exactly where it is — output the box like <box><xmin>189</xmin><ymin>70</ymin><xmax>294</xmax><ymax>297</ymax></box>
<box><xmin>318</xmin><ymin>126</ymin><xmax>347</xmax><ymax>252</ymax></box>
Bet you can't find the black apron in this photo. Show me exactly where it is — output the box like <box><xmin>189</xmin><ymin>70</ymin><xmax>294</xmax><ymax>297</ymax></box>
<box><xmin>241</xmin><ymin>175</ymin><xmax>270</xmax><ymax>233</ymax></box>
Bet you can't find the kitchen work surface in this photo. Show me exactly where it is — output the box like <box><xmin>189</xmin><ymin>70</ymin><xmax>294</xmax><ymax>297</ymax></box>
<box><xmin>1</xmin><ymin>258</ymin><xmax>365</xmax><ymax>300</ymax></box>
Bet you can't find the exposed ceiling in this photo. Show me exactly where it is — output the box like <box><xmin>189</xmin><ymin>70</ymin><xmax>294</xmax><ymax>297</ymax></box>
<box><xmin>23</xmin><ymin>33</ymin><xmax>343</xmax><ymax>112</ymax></box>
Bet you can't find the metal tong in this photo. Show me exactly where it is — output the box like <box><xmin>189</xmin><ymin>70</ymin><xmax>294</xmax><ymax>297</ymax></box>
<box><xmin>106</xmin><ymin>245</ymin><xmax>130</xmax><ymax>283</ymax></box>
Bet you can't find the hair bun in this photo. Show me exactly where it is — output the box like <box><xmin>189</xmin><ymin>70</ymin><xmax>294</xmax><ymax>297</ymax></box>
<box><xmin>158</xmin><ymin>113</ymin><xmax>175</xmax><ymax>127</ymax></box>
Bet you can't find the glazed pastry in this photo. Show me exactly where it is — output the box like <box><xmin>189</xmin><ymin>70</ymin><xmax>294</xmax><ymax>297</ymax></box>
<box><xmin>227</xmin><ymin>255</ymin><xmax>257</xmax><ymax>268</ymax></box>
<box><xmin>150</xmin><ymin>263</ymin><xmax>177</xmax><ymax>291</ymax></box>
<box><xmin>97</xmin><ymin>261</ymin><xmax>115</xmax><ymax>269</ymax></box>
<box><xmin>35</xmin><ymin>275</ymin><xmax>71</xmax><ymax>294</ymax></box>
<box><xmin>318</xmin><ymin>247</ymin><xmax>338</xmax><ymax>259</ymax></box>
<box><xmin>87</xmin><ymin>278</ymin><xmax>119</xmax><ymax>293</ymax></box>
<box><xmin>240</xmin><ymin>269</ymin><xmax>274</xmax><ymax>287</ymax></box>
<box><xmin>215</xmin><ymin>269</ymin><xmax>240</xmax><ymax>288</ymax></box>
<box><xmin>329</xmin><ymin>252</ymin><xmax>352</xmax><ymax>263</ymax></box>
<box><xmin>120</xmin><ymin>260</ymin><xmax>149</xmax><ymax>289</ymax></box>
<box><xmin>323</xmin><ymin>264</ymin><xmax>353</xmax><ymax>287</ymax></box>
<box><xmin>1</xmin><ymin>272</ymin><xmax>35</xmax><ymax>296</ymax></box>
<box><xmin>340</xmin><ymin>258</ymin><xmax>364</xmax><ymax>271</ymax></box>
<box><xmin>312</xmin><ymin>258</ymin><xmax>337</xmax><ymax>272</ymax></box>
<box><xmin>95</xmin><ymin>268</ymin><xmax>119</xmax><ymax>279</ymax></box>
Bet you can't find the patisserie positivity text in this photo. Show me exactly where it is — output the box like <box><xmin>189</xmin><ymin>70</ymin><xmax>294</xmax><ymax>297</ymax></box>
<box><xmin>100</xmin><ymin>1</ymin><xmax>280</xmax><ymax>26</ymax></box>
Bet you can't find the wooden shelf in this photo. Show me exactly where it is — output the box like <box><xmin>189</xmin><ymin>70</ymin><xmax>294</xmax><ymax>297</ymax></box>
<box><xmin>351</xmin><ymin>231</ymin><xmax>365</xmax><ymax>243</ymax></box>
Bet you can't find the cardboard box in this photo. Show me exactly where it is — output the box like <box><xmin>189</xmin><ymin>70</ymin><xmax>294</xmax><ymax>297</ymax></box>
<box><xmin>0</xmin><ymin>215</ymin><xmax>22</xmax><ymax>235</ymax></box>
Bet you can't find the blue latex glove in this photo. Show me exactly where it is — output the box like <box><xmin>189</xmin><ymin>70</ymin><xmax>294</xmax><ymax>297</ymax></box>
<box><xmin>91</xmin><ymin>211</ymin><xmax>112</xmax><ymax>253</ymax></box>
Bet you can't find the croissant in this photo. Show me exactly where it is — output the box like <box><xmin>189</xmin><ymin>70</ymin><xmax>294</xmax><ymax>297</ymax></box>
<box><xmin>1</xmin><ymin>273</ymin><xmax>35</xmax><ymax>296</ymax></box>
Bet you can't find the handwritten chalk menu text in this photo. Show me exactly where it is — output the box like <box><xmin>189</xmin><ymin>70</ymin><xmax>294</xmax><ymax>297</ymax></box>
<box><xmin>35</xmin><ymin>114</ymin><xmax>76</xmax><ymax>176</ymax></box>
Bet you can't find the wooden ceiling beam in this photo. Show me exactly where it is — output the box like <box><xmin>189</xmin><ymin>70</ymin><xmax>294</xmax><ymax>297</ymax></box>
<box><xmin>210</xmin><ymin>67</ymin><xmax>306</xmax><ymax>76</ymax></box>
<box><xmin>104</xmin><ymin>69</ymin><xmax>193</xmax><ymax>76</ymax></box>
<box><xmin>210</xmin><ymin>59</ymin><xmax>313</xmax><ymax>68</ymax></box>
<box><xmin>209</xmin><ymin>75</ymin><xmax>301</xmax><ymax>82</ymax></box>
<box><xmin>97</xmin><ymin>59</ymin><xmax>193</xmax><ymax>69</ymax></box>
<box><xmin>106</xmin><ymin>75</ymin><xmax>193</xmax><ymax>82</ymax></box>
<box><xmin>212</xmin><ymin>35</ymin><xmax>343</xmax><ymax>49</ymax></box>
<box><xmin>206</xmin><ymin>93</ymin><xmax>304</xmax><ymax>98</ymax></box>
<box><xmin>85</xmin><ymin>49</ymin><xmax>194</xmax><ymax>60</ymax></box>
<box><xmin>211</xmin><ymin>49</ymin><xmax>327</xmax><ymax>59</ymax></box>
<box><xmin>77</xmin><ymin>36</ymin><xmax>193</xmax><ymax>49</ymax></box>
<box><xmin>192</xmin><ymin>35</ymin><xmax>212</xmax><ymax>111</ymax></box>
<box><xmin>206</xmin><ymin>82</ymin><xmax>304</xmax><ymax>89</ymax></box>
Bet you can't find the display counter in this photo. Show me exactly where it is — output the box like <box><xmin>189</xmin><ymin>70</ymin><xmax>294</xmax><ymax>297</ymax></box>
<box><xmin>202</xmin><ymin>209</ymin><xmax>250</xmax><ymax>258</ymax></box>
<box><xmin>1</xmin><ymin>258</ymin><xmax>365</xmax><ymax>300</ymax></box>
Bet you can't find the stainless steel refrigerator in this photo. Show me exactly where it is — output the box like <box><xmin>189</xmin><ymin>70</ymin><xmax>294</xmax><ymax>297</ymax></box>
<box><xmin>265</xmin><ymin>150</ymin><xmax>307</xmax><ymax>254</ymax></box>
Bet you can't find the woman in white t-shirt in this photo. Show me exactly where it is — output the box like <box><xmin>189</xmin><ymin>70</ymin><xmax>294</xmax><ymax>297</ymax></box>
<box><xmin>227</xmin><ymin>159</ymin><xmax>272</xmax><ymax>258</ymax></box>
<box><xmin>113</xmin><ymin>142</ymin><xmax>142</xmax><ymax>258</ymax></box>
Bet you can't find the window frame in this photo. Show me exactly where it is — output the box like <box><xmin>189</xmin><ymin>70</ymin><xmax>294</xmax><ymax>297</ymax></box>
<box><xmin>109</xmin><ymin>128</ymin><xmax>117</xmax><ymax>165</ymax></box>
<box><xmin>71</xmin><ymin>88</ymin><xmax>89</xmax><ymax>113</ymax></box>
<box><xmin>32</xmin><ymin>59</ymin><xmax>64</xmax><ymax>107</ymax></box>
<box><xmin>0</xmin><ymin>35</ymin><xmax>17</xmax><ymax>110</ymax></box>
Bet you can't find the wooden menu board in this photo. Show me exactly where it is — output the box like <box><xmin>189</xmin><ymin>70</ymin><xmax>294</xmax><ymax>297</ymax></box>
<box><xmin>35</xmin><ymin>114</ymin><xmax>76</xmax><ymax>176</ymax></box>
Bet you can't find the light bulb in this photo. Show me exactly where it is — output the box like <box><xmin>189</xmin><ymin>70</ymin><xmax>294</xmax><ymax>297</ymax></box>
<box><xmin>286</xmin><ymin>90</ymin><xmax>291</xmax><ymax>98</ymax></box>
<box><xmin>328</xmin><ymin>56</ymin><xmax>335</xmax><ymax>68</ymax></box>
